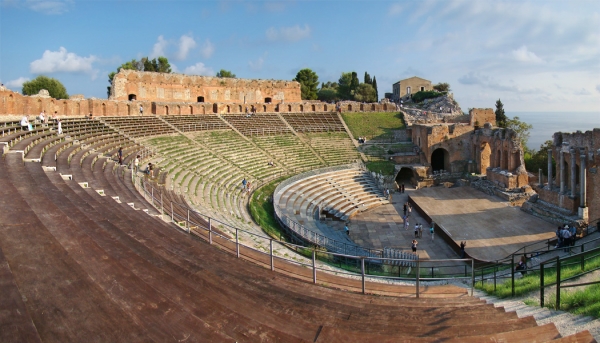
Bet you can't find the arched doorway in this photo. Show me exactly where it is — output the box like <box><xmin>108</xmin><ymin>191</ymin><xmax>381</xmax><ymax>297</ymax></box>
<box><xmin>189</xmin><ymin>105</ymin><xmax>193</xmax><ymax>114</ymax></box>
<box><xmin>63</xmin><ymin>101</ymin><xmax>68</xmax><ymax>115</ymax></box>
<box><xmin>348</xmin><ymin>104</ymin><xmax>352</xmax><ymax>111</ymax></box>
<box><xmin>226</xmin><ymin>105</ymin><xmax>230</xmax><ymax>113</ymax></box>
<box><xmin>288</xmin><ymin>105</ymin><xmax>292</xmax><ymax>112</ymax></box>
<box><xmin>263</xmin><ymin>105</ymin><xmax>267</xmax><ymax>112</ymax></box>
<box><xmin>383</xmin><ymin>104</ymin><xmax>388</xmax><ymax>110</ymax></box>
<box><xmin>238</xmin><ymin>105</ymin><xmax>242</xmax><ymax>113</ymax></box>
<box><xmin>299</xmin><ymin>105</ymin><xmax>304</xmax><ymax>112</ymax></box>
<box><xmin>324</xmin><ymin>104</ymin><xmax>328</xmax><ymax>111</ymax></box>
<box><xmin>212</xmin><ymin>103</ymin><xmax>218</xmax><ymax>114</ymax></box>
<box><xmin>371</xmin><ymin>104</ymin><xmax>375</xmax><ymax>111</ymax></box>
<box><xmin>360</xmin><ymin>104</ymin><xmax>364</xmax><ymax>111</ymax></box>
<box><xmin>431</xmin><ymin>148</ymin><xmax>450</xmax><ymax>172</ymax></box>
<box><xmin>479</xmin><ymin>142</ymin><xmax>491</xmax><ymax>174</ymax></box>
<box><xmin>312</xmin><ymin>104</ymin><xmax>316</xmax><ymax>112</ymax></box>
<box><xmin>165</xmin><ymin>106</ymin><xmax>169</xmax><ymax>115</ymax></box>
<box><xmin>128</xmin><ymin>94</ymin><xmax>137</xmax><ymax>101</ymax></box>
<box><xmin>395</xmin><ymin>167</ymin><xmax>415</xmax><ymax>188</ymax></box>
<box><xmin>176</xmin><ymin>105</ymin><xmax>181</xmax><ymax>115</ymax></box>
<box><xmin>127</xmin><ymin>104</ymin><xmax>132</xmax><ymax>115</ymax></box>
<box><xmin>102</xmin><ymin>103</ymin><xmax>106</xmax><ymax>116</ymax></box>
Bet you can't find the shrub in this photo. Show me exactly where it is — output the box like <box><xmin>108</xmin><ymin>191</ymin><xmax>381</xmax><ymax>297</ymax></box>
<box><xmin>412</xmin><ymin>90</ymin><xmax>444</xmax><ymax>103</ymax></box>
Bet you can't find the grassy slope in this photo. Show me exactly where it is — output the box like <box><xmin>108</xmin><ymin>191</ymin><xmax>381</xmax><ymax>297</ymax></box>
<box><xmin>341</xmin><ymin>112</ymin><xmax>405</xmax><ymax>140</ymax></box>
<box><xmin>248</xmin><ymin>177</ymin><xmax>288</xmax><ymax>240</ymax></box>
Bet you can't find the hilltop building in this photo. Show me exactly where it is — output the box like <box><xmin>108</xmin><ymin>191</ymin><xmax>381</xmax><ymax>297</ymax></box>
<box><xmin>392</xmin><ymin>76</ymin><xmax>432</xmax><ymax>102</ymax></box>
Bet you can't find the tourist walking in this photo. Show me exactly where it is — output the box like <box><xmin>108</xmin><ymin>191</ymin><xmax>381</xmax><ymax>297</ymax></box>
<box><xmin>403</xmin><ymin>216</ymin><xmax>409</xmax><ymax>230</ymax></box>
<box><xmin>430</xmin><ymin>224</ymin><xmax>434</xmax><ymax>241</ymax></box>
<box><xmin>411</xmin><ymin>239</ymin><xmax>418</xmax><ymax>253</ymax></box>
<box><xmin>414</xmin><ymin>223</ymin><xmax>419</xmax><ymax>238</ymax></box>
<box><xmin>418</xmin><ymin>224</ymin><xmax>423</xmax><ymax>238</ymax></box>
<box><xmin>403</xmin><ymin>203</ymin><xmax>407</xmax><ymax>217</ymax></box>
<box><xmin>139</xmin><ymin>105</ymin><xmax>144</xmax><ymax>116</ymax></box>
<box><xmin>57</xmin><ymin>119</ymin><xmax>62</xmax><ymax>135</ymax></box>
<box><xmin>345</xmin><ymin>225</ymin><xmax>349</xmax><ymax>235</ymax></box>
<box><xmin>460</xmin><ymin>241</ymin><xmax>466</xmax><ymax>258</ymax></box>
<box><xmin>118</xmin><ymin>147</ymin><xmax>123</xmax><ymax>165</ymax></box>
<box><xmin>134</xmin><ymin>155</ymin><xmax>140</xmax><ymax>171</ymax></box>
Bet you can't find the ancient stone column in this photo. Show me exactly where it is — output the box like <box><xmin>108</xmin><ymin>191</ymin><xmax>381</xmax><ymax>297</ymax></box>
<box><xmin>571</xmin><ymin>151</ymin><xmax>577</xmax><ymax>198</ymax></box>
<box><xmin>559</xmin><ymin>151</ymin><xmax>565</xmax><ymax>193</ymax></box>
<box><xmin>547</xmin><ymin>149</ymin><xmax>553</xmax><ymax>189</ymax></box>
<box><xmin>580</xmin><ymin>154</ymin><xmax>587</xmax><ymax>207</ymax></box>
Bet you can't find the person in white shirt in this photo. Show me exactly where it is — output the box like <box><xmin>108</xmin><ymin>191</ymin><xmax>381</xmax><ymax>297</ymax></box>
<box><xmin>39</xmin><ymin>111</ymin><xmax>45</xmax><ymax>123</ymax></box>
<box><xmin>57</xmin><ymin>119</ymin><xmax>62</xmax><ymax>135</ymax></box>
<box><xmin>21</xmin><ymin>116</ymin><xmax>29</xmax><ymax>130</ymax></box>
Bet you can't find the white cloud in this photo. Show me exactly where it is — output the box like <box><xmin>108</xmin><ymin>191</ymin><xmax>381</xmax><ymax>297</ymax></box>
<box><xmin>388</xmin><ymin>3</ymin><xmax>403</xmax><ymax>16</ymax></box>
<box><xmin>176</xmin><ymin>34</ymin><xmax>197</xmax><ymax>60</ymax></box>
<box><xmin>30</xmin><ymin>47</ymin><xmax>97</xmax><ymax>76</ymax></box>
<box><xmin>512</xmin><ymin>45</ymin><xmax>544</xmax><ymax>63</ymax></box>
<box><xmin>6</xmin><ymin>77</ymin><xmax>29</xmax><ymax>89</ymax></box>
<box><xmin>200</xmin><ymin>39</ymin><xmax>215</xmax><ymax>59</ymax></box>
<box><xmin>266</xmin><ymin>24</ymin><xmax>311</xmax><ymax>42</ymax></box>
<box><xmin>264</xmin><ymin>1</ymin><xmax>287</xmax><ymax>12</ymax></box>
<box><xmin>150</xmin><ymin>35</ymin><xmax>169</xmax><ymax>59</ymax></box>
<box><xmin>458</xmin><ymin>72</ymin><xmax>545</xmax><ymax>94</ymax></box>
<box><xmin>596</xmin><ymin>85</ymin><xmax>600</xmax><ymax>94</ymax></box>
<box><xmin>184</xmin><ymin>62</ymin><xmax>214</xmax><ymax>76</ymax></box>
<box><xmin>248</xmin><ymin>53</ymin><xmax>266</xmax><ymax>71</ymax></box>
<box><xmin>25</xmin><ymin>0</ymin><xmax>71</xmax><ymax>15</ymax></box>
<box><xmin>573</xmin><ymin>88</ymin><xmax>591</xmax><ymax>96</ymax></box>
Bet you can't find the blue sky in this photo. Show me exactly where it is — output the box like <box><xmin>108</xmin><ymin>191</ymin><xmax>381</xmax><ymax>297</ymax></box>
<box><xmin>1</xmin><ymin>0</ymin><xmax>599</xmax><ymax>112</ymax></box>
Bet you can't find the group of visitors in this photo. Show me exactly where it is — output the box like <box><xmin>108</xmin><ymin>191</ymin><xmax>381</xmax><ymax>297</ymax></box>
<box><xmin>395</xmin><ymin>182</ymin><xmax>405</xmax><ymax>193</ymax></box>
<box><xmin>414</xmin><ymin>223</ymin><xmax>423</xmax><ymax>238</ymax></box>
<box><xmin>556</xmin><ymin>224</ymin><xmax>576</xmax><ymax>251</ymax></box>
<box><xmin>245</xmin><ymin>107</ymin><xmax>256</xmax><ymax>117</ymax></box>
<box><xmin>241</xmin><ymin>178</ymin><xmax>252</xmax><ymax>194</ymax></box>
<box><xmin>357</xmin><ymin>137</ymin><xmax>366</xmax><ymax>144</ymax></box>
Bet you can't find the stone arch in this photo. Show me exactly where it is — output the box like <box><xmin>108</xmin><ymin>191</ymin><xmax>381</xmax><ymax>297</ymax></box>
<box><xmin>360</xmin><ymin>104</ymin><xmax>364</xmax><ymax>111</ymax></box>
<box><xmin>238</xmin><ymin>105</ymin><xmax>242</xmax><ymax>113</ymax></box>
<box><xmin>299</xmin><ymin>104</ymin><xmax>304</xmax><ymax>112</ymax></box>
<box><xmin>371</xmin><ymin>104</ymin><xmax>375</xmax><ymax>111</ymax></box>
<box><xmin>226</xmin><ymin>105</ymin><xmax>231</xmax><ymax>113</ymax></box>
<box><xmin>383</xmin><ymin>104</ymin><xmax>388</xmax><ymax>111</ymax></box>
<box><xmin>165</xmin><ymin>106</ymin><xmax>169</xmax><ymax>115</ymax></box>
<box><xmin>102</xmin><ymin>103</ymin><xmax>106</xmax><ymax>116</ymax></box>
<box><xmin>128</xmin><ymin>94</ymin><xmax>137</xmax><ymax>101</ymax></box>
<box><xmin>288</xmin><ymin>105</ymin><xmax>292</xmax><ymax>112</ymax></box>
<box><xmin>63</xmin><ymin>101</ymin><xmax>68</xmax><ymax>115</ymax></box>
<box><xmin>347</xmin><ymin>104</ymin><xmax>352</xmax><ymax>111</ymax></box>
<box><xmin>263</xmin><ymin>105</ymin><xmax>267</xmax><ymax>112</ymax></box>
<box><xmin>479</xmin><ymin>142</ymin><xmax>492</xmax><ymax>174</ymax></box>
<box><xmin>177</xmin><ymin>105</ymin><xmax>181</xmax><ymax>115</ymax></box>
<box><xmin>395</xmin><ymin>167</ymin><xmax>416</xmax><ymax>187</ymax></box>
<box><xmin>212</xmin><ymin>103</ymin><xmax>218</xmax><ymax>114</ymax></box>
<box><xmin>127</xmin><ymin>104</ymin><xmax>132</xmax><ymax>115</ymax></box>
<box><xmin>431</xmin><ymin>148</ymin><xmax>450</xmax><ymax>172</ymax></box>
<box><xmin>312</xmin><ymin>104</ymin><xmax>316</xmax><ymax>112</ymax></box>
<box><xmin>189</xmin><ymin>105</ymin><xmax>193</xmax><ymax>115</ymax></box>
<box><xmin>324</xmin><ymin>104</ymin><xmax>328</xmax><ymax>111</ymax></box>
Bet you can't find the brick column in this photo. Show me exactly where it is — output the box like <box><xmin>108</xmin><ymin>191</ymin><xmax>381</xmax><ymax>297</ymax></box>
<box><xmin>560</xmin><ymin>151</ymin><xmax>565</xmax><ymax>194</ymax></box>
<box><xmin>571</xmin><ymin>150</ymin><xmax>577</xmax><ymax>198</ymax></box>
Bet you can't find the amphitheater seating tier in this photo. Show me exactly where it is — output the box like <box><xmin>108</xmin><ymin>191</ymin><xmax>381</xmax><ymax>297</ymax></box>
<box><xmin>101</xmin><ymin>115</ymin><xmax>178</xmax><ymax>137</ymax></box>
<box><xmin>162</xmin><ymin>114</ymin><xmax>230</xmax><ymax>132</ymax></box>
<box><xmin>282</xmin><ymin>112</ymin><xmax>345</xmax><ymax>132</ymax></box>
<box><xmin>302</xmin><ymin>131</ymin><xmax>361</xmax><ymax>165</ymax></box>
<box><xmin>223</xmin><ymin>113</ymin><xmax>291</xmax><ymax>136</ymax></box>
<box><xmin>0</xmin><ymin>117</ymin><xmax>596</xmax><ymax>342</ymax></box>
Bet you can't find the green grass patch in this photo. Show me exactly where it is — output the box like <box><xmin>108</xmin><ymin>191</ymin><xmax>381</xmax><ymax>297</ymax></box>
<box><xmin>547</xmin><ymin>284</ymin><xmax>600</xmax><ymax>317</ymax></box>
<box><xmin>365</xmin><ymin>161</ymin><xmax>396</xmax><ymax>176</ymax></box>
<box><xmin>477</xmin><ymin>250</ymin><xmax>600</xmax><ymax>299</ymax></box>
<box><xmin>341</xmin><ymin>112</ymin><xmax>405</xmax><ymax>140</ymax></box>
<box><xmin>249</xmin><ymin>177</ymin><xmax>289</xmax><ymax>240</ymax></box>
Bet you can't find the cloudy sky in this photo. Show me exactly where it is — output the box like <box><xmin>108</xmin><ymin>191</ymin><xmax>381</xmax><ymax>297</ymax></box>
<box><xmin>1</xmin><ymin>0</ymin><xmax>599</xmax><ymax>112</ymax></box>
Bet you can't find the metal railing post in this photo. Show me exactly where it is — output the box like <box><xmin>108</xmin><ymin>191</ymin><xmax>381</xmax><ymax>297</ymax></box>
<box><xmin>170</xmin><ymin>202</ymin><xmax>174</xmax><ymax>222</ymax></box>
<box><xmin>556</xmin><ymin>256</ymin><xmax>561</xmax><ymax>310</ymax></box>
<box><xmin>471</xmin><ymin>259</ymin><xmax>475</xmax><ymax>296</ymax></box>
<box><xmin>312</xmin><ymin>250</ymin><xmax>317</xmax><ymax>284</ymax></box>
<box><xmin>208</xmin><ymin>218</ymin><xmax>212</xmax><ymax>244</ymax></box>
<box><xmin>511</xmin><ymin>254</ymin><xmax>515</xmax><ymax>297</ymax></box>
<box><xmin>540</xmin><ymin>260</ymin><xmax>545</xmax><ymax>307</ymax></box>
<box><xmin>361</xmin><ymin>257</ymin><xmax>365</xmax><ymax>295</ymax></box>
<box><xmin>270</xmin><ymin>239</ymin><xmax>274</xmax><ymax>271</ymax></box>
<box><xmin>235</xmin><ymin>228</ymin><xmax>239</xmax><ymax>258</ymax></box>
<box><xmin>416</xmin><ymin>259</ymin><xmax>420</xmax><ymax>298</ymax></box>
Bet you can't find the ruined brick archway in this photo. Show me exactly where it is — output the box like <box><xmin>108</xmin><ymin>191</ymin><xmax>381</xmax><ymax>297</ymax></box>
<box><xmin>395</xmin><ymin>167</ymin><xmax>416</xmax><ymax>187</ymax></box>
<box><xmin>431</xmin><ymin>148</ymin><xmax>450</xmax><ymax>172</ymax></box>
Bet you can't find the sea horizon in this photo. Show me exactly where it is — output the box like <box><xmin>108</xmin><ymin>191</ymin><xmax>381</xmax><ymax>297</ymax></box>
<box><xmin>505</xmin><ymin>111</ymin><xmax>599</xmax><ymax>151</ymax></box>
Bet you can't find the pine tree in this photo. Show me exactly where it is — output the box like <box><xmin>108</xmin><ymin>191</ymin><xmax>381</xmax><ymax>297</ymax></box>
<box><xmin>364</xmin><ymin>72</ymin><xmax>372</xmax><ymax>85</ymax></box>
<box><xmin>372</xmin><ymin>76</ymin><xmax>378</xmax><ymax>101</ymax></box>
<box><xmin>495</xmin><ymin>99</ymin><xmax>508</xmax><ymax>127</ymax></box>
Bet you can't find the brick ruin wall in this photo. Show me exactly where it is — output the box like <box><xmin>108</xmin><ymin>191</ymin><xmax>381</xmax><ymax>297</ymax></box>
<box><xmin>110</xmin><ymin>70</ymin><xmax>302</xmax><ymax>103</ymax></box>
<box><xmin>0</xmin><ymin>90</ymin><xmax>396</xmax><ymax>118</ymax></box>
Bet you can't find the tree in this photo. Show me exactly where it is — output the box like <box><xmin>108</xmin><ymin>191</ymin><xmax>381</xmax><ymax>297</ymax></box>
<box><xmin>372</xmin><ymin>76</ymin><xmax>378</xmax><ymax>101</ymax></box>
<box><xmin>354</xmin><ymin>83</ymin><xmax>377</xmax><ymax>102</ymax></box>
<box><xmin>337</xmin><ymin>72</ymin><xmax>354</xmax><ymax>100</ymax></box>
<box><xmin>525</xmin><ymin>140</ymin><xmax>555</xmax><ymax>175</ymax></box>
<box><xmin>317</xmin><ymin>88</ymin><xmax>338</xmax><ymax>102</ymax></box>
<box><xmin>495</xmin><ymin>99</ymin><xmax>508</xmax><ymax>128</ymax></box>
<box><xmin>363</xmin><ymin>71</ymin><xmax>372</xmax><ymax>85</ymax></box>
<box><xmin>293</xmin><ymin>68</ymin><xmax>319</xmax><ymax>100</ymax></box>
<box><xmin>22</xmin><ymin>75</ymin><xmax>69</xmax><ymax>99</ymax></box>
<box><xmin>505</xmin><ymin>116</ymin><xmax>533</xmax><ymax>152</ymax></box>
<box><xmin>216</xmin><ymin>69</ymin><xmax>236</xmax><ymax>78</ymax></box>
<box><xmin>350</xmin><ymin>72</ymin><xmax>360</xmax><ymax>95</ymax></box>
<box><xmin>433</xmin><ymin>82</ymin><xmax>451</xmax><ymax>92</ymax></box>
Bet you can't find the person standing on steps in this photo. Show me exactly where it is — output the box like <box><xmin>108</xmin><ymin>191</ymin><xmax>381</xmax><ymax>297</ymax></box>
<box><xmin>460</xmin><ymin>241</ymin><xmax>466</xmax><ymax>258</ymax></box>
<box><xmin>430</xmin><ymin>223</ymin><xmax>435</xmax><ymax>241</ymax></box>
<box><xmin>57</xmin><ymin>119</ymin><xmax>62</xmax><ymax>135</ymax></box>
<box><xmin>118</xmin><ymin>147</ymin><xmax>123</xmax><ymax>165</ymax></box>
<box><xmin>139</xmin><ymin>104</ymin><xmax>144</xmax><ymax>116</ymax></box>
<box><xmin>411</xmin><ymin>239</ymin><xmax>418</xmax><ymax>253</ymax></box>
<box><xmin>345</xmin><ymin>225</ymin><xmax>349</xmax><ymax>236</ymax></box>
<box><xmin>134</xmin><ymin>155</ymin><xmax>140</xmax><ymax>172</ymax></box>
